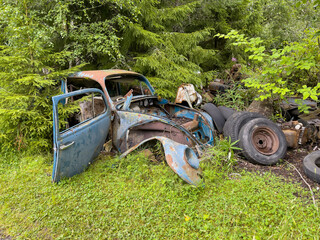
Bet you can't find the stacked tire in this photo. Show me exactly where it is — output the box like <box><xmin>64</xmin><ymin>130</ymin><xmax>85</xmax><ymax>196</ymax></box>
<box><xmin>223</xmin><ymin>111</ymin><xmax>287</xmax><ymax>165</ymax></box>
<box><xmin>201</xmin><ymin>103</ymin><xmax>236</xmax><ymax>133</ymax></box>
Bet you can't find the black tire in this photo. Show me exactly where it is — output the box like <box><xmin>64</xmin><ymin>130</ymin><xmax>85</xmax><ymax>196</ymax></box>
<box><xmin>223</xmin><ymin>111</ymin><xmax>264</xmax><ymax>148</ymax></box>
<box><xmin>297</xmin><ymin>118</ymin><xmax>308</xmax><ymax>127</ymax></box>
<box><xmin>303</xmin><ymin>151</ymin><xmax>320</xmax><ymax>183</ymax></box>
<box><xmin>218</xmin><ymin>106</ymin><xmax>237</xmax><ymax>120</ymax></box>
<box><xmin>239</xmin><ymin>118</ymin><xmax>287</xmax><ymax>165</ymax></box>
<box><xmin>202</xmin><ymin>103</ymin><xmax>225</xmax><ymax>133</ymax></box>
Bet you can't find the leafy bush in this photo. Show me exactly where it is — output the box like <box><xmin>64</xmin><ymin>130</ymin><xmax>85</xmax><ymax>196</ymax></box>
<box><xmin>217</xmin><ymin>29</ymin><xmax>320</xmax><ymax>112</ymax></box>
<box><xmin>125</xmin><ymin>2</ymin><xmax>216</xmax><ymax>99</ymax></box>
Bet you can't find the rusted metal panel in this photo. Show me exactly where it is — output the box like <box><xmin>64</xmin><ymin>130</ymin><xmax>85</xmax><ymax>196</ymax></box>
<box><xmin>127</xmin><ymin>121</ymin><xmax>197</xmax><ymax>150</ymax></box>
<box><xmin>175</xmin><ymin>84</ymin><xmax>199</xmax><ymax>107</ymax></box>
<box><xmin>120</xmin><ymin>136</ymin><xmax>202</xmax><ymax>186</ymax></box>
<box><xmin>181</xmin><ymin>115</ymin><xmax>199</xmax><ymax>131</ymax></box>
<box><xmin>68</xmin><ymin>69</ymin><xmax>143</xmax><ymax>82</ymax></box>
<box><xmin>113</xmin><ymin>110</ymin><xmax>208</xmax><ymax>153</ymax></box>
<box><xmin>54</xmin><ymin>69</ymin><xmax>217</xmax><ymax>186</ymax></box>
<box><xmin>282</xmin><ymin>129</ymin><xmax>300</xmax><ymax>148</ymax></box>
<box><xmin>52</xmin><ymin>88</ymin><xmax>111</xmax><ymax>182</ymax></box>
<box><xmin>281</xmin><ymin>121</ymin><xmax>307</xmax><ymax>148</ymax></box>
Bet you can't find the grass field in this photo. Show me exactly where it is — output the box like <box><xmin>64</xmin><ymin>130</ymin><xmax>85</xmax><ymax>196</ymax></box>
<box><xmin>1</xmin><ymin>145</ymin><xmax>320</xmax><ymax>239</ymax></box>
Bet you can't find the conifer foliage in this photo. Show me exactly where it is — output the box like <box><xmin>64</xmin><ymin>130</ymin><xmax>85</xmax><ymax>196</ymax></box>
<box><xmin>0</xmin><ymin>1</ymin><xmax>80</xmax><ymax>151</ymax></box>
<box><xmin>0</xmin><ymin>0</ymin><xmax>216</xmax><ymax>151</ymax></box>
<box><xmin>122</xmin><ymin>1</ymin><xmax>216</xmax><ymax>98</ymax></box>
<box><xmin>0</xmin><ymin>0</ymin><xmax>319</xmax><ymax>152</ymax></box>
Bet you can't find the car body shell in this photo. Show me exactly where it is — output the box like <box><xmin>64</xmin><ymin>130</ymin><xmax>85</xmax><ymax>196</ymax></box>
<box><xmin>52</xmin><ymin>70</ymin><xmax>215</xmax><ymax>185</ymax></box>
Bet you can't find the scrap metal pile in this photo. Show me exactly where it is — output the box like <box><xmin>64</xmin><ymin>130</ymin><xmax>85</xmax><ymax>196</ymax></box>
<box><xmin>197</xmin><ymin>64</ymin><xmax>320</xmax><ymax>184</ymax></box>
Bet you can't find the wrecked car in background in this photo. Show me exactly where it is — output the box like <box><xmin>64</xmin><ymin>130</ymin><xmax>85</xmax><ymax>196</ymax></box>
<box><xmin>52</xmin><ymin>70</ymin><xmax>215</xmax><ymax>185</ymax></box>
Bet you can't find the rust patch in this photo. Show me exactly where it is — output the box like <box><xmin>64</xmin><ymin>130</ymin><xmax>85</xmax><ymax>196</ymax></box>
<box><xmin>166</xmin><ymin>154</ymin><xmax>179</xmax><ymax>170</ymax></box>
<box><xmin>69</xmin><ymin>69</ymin><xmax>142</xmax><ymax>83</ymax></box>
<box><xmin>181</xmin><ymin>115</ymin><xmax>199</xmax><ymax>131</ymax></box>
<box><xmin>181</xmin><ymin>161</ymin><xmax>202</xmax><ymax>182</ymax></box>
<box><xmin>166</xmin><ymin>154</ymin><xmax>173</xmax><ymax>165</ymax></box>
<box><xmin>252</xmin><ymin>126</ymin><xmax>279</xmax><ymax>155</ymax></box>
<box><xmin>127</xmin><ymin>121</ymin><xmax>196</xmax><ymax>149</ymax></box>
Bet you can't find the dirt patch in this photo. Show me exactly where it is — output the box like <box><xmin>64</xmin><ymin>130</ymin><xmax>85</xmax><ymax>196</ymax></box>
<box><xmin>235</xmin><ymin>146</ymin><xmax>320</xmax><ymax>194</ymax></box>
<box><xmin>0</xmin><ymin>228</ymin><xmax>11</xmax><ymax>240</ymax></box>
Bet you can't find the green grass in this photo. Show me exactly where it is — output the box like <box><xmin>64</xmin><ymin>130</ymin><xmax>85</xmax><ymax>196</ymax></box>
<box><xmin>1</xmin><ymin>149</ymin><xmax>320</xmax><ymax>239</ymax></box>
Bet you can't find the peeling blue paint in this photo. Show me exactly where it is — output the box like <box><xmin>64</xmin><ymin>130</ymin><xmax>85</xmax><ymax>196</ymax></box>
<box><xmin>53</xmin><ymin>70</ymin><xmax>218</xmax><ymax>186</ymax></box>
<box><xmin>120</xmin><ymin>137</ymin><xmax>202</xmax><ymax>186</ymax></box>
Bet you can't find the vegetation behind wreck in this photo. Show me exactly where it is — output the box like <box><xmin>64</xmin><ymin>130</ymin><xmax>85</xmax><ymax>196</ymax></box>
<box><xmin>1</xmin><ymin>0</ymin><xmax>320</xmax><ymax>151</ymax></box>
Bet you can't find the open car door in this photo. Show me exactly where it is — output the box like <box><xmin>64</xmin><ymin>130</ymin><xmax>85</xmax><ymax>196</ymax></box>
<box><xmin>52</xmin><ymin>88</ymin><xmax>111</xmax><ymax>182</ymax></box>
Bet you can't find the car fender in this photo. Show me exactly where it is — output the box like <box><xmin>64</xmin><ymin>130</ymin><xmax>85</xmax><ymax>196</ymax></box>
<box><xmin>120</xmin><ymin>136</ymin><xmax>202</xmax><ymax>186</ymax></box>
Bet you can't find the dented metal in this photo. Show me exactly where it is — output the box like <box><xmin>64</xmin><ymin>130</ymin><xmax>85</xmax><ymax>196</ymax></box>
<box><xmin>53</xmin><ymin>70</ymin><xmax>215</xmax><ymax>186</ymax></box>
<box><xmin>52</xmin><ymin>88</ymin><xmax>111</xmax><ymax>182</ymax></box>
<box><xmin>120</xmin><ymin>137</ymin><xmax>202</xmax><ymax>185</ymax></box>
<box><xmin>281</xmin><ymin>121</ymin><xmax>308</xmax><ymax>148</ymax></box>
<box><xmin>175</xmin><ymin>83</ymin><xmax>200</xmax><ymax>108</ymax></box>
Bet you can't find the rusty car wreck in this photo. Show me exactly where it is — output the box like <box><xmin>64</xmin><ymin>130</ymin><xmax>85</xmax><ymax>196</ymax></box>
<box><xmin>52</xmin><ymin>70</ymin><xmax>216</xmax><ymax>185</ymax></box>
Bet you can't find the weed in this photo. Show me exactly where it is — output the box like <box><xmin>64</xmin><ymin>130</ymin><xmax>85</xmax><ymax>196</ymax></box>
<box><xmin>202</xmin><ymin>138</ymin><xmax>240</xmax><ymax>170</ymax></box>
<box><xmin>213</xmin><ymin>83</ymin><xmax>252</xmax><ymax>111</ymax></box>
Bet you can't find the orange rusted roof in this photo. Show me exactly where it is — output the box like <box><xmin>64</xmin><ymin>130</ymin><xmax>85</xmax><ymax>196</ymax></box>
<box><xmin>68</xmin><ymin>69</ymin><xmax>142</xmax><ymax>82</ymax></box>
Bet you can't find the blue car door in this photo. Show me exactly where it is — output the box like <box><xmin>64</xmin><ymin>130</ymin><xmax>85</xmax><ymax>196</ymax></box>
<box><xmin>52</xmin><ymin>88</ymin><xmax>111</xmax><ymax>182</ymax></box>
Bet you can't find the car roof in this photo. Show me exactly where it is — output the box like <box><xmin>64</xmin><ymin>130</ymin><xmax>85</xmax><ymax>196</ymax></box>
<box><xmin>68</xmin><ymin>69</ymin><xmax>143</xmax><ymax>82</ymax></box>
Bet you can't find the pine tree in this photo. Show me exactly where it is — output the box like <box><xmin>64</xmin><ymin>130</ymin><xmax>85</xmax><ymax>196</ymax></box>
<box><xmin>0</xmin><ymin>1</ymin><xmax>81</xmax><ymax>151</ymax></box>
<box><xmin>122</xmin><ymin>0</ymin><xmax>216</xmax><ymax>99</ymax></box>
<box><xmin>0</xmin><ymin>0</ymin><xmax>138</xmax><ymax>152</ymax></box>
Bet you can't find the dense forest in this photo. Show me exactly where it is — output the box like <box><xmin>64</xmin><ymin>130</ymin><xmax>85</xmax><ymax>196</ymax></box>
<box><xmin>0</xmin><ymin>0</ymin><xmax>320</xmax><ymax>152</ymax></box>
